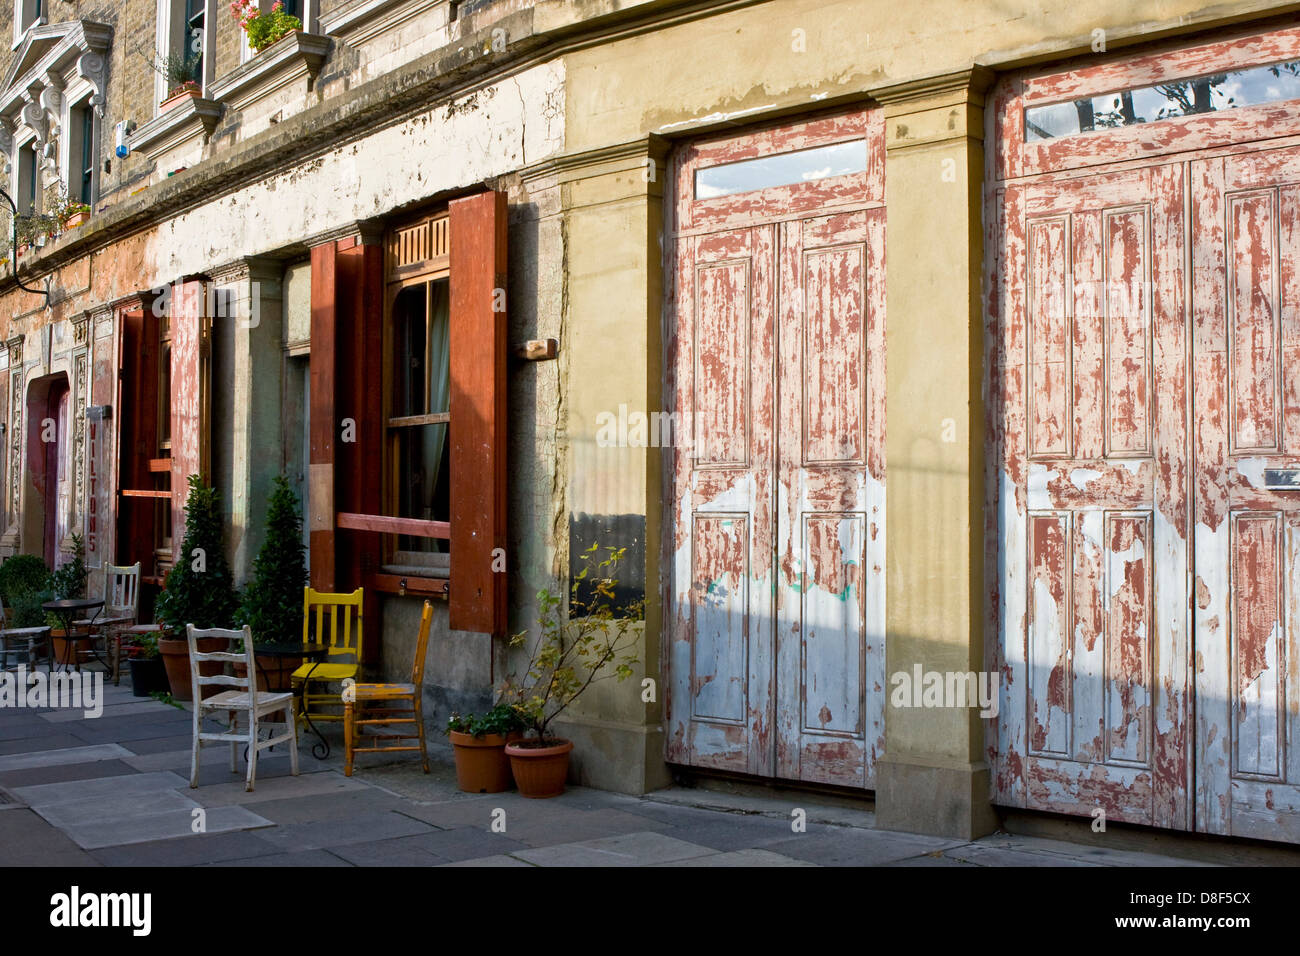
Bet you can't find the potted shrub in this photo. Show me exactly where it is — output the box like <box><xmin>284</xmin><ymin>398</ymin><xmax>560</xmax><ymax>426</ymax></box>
<box><xmin>125</xmin><ymin>633</ymin><xmax>169</xmax><ymax>698</ymax></box>
<box><xmin>47</xmin><ymin>534</ymin><xmax>89</xmax><ymax>666</ymax></box>
<box><xmin>232</xmin><ymin>0</ymin><xmax>303</xmax><ymax>53</ymax></box>
<box><xmin>235</xmin><ymin>475</ymin><xmax>307</xmax><ymax>690</ymax></box>
<box><xmin>498</xmin><ymin>544</ymin><xmax>641</xmax><ymax>798</ymax></box>
<box><xmin>153</xmin><ymin>475</ymin><xmax>239</xmax><ymax>701</ymax></box>
<box><xmin>445</xmin><ymin>704</ymin><xmax>527</xmax><ymax>793</ymax></box>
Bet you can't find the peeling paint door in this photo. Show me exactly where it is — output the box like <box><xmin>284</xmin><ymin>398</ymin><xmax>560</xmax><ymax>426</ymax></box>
<box><xmin>995</xmin><ymin>164</ymin><xmax>1192</xmax><ymax>828</ymax></box>
<box><xmin>667</xmin><ymin>109</ymin><xmax>886</xmax><ymax>788</ymax></box>
<box><xmin>1192</xmin><ymin>147</ymin><xmax>1300</xmax><ymax>841</ymax></box>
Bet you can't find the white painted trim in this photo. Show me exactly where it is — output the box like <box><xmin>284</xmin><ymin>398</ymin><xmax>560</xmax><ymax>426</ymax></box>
<box><xmin>11</xmin><ymin>1</ymin><xmax>45</xmax><ymax>50</ymax></box>
<box><xmin>319</xmin><ymin>0</ymin><xmax>443</xmax><ymax>44</ymax></box>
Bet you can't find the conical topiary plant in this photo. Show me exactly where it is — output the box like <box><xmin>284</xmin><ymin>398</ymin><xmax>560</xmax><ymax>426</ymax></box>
<box><xmin>237</xmin><ymin>474</ymin><xmax>307</xmax><ymax>644</ymax></box>
<box><xmin>154</xmin><ymin>474</ymin><xmax>238</xmax><ymax>634</ymax></box>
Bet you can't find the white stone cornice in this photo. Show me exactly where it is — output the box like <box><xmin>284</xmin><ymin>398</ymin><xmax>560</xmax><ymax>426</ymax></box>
<box><xmin>0</xmin><ymin>21</ymin><xmax>112</xmax><ymax>121</ymax></box>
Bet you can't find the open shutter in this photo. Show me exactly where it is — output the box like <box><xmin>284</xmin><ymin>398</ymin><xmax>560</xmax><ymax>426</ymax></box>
<box><xmin>115</xmin><ymin>307</ymin><xmax>158</xmax><ymax>569</ymax></box>
<box><xmin>169</xmin><ymin>278</ymin><xmax>210</xmax><ymax>560</ymax></box>
<box><xmin>448</xmin><ymin>191</ymin><xmax>508</xmax><ymax>634</ymax></box>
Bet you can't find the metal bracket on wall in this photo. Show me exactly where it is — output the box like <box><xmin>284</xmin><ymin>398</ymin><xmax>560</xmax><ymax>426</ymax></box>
<box><xmin>513</xmin><ymin>338</ymin><xmax>558</xmax><ymax>361</ymax></box>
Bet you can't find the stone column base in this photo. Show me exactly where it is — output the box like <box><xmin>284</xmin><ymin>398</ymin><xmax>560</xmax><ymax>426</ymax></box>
<box><xmin>874</xmin><ymin>755</ymin><xmax>1000</xmax><ymax>839</ymax></box>
<box><xmin>553</xmin><ymin>715</ymin><xmax>672</xmax><ymax>795</ymax></box>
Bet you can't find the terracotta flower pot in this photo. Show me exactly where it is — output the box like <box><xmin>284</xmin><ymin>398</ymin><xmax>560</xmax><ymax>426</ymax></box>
<box><xmin>160</xmin><ymin>88</ymin><xmax>200</xmax><ymax>113</ymax></box>
<box><xmin>234</xmin><ymin>655</ymin><xmax>300</xmax><ymax>692</ymax></box>
<box><xmin>63</xmin><ymin>210</ymin><xmax>89</xmax><ymax>229</ymax></box>
<box><xmin>50</xmin><ymin>629</ymin><xmax>91</xmax><ymax>667</ymax></box>
<box><xmin>505</xmin><ymin>738</ymin><xmax>573</xmax><ymax>799</ymax></box>
<box><xmin>157</xmin><ymin>634</ymin><xmax>227</xmax><ymax>701</ymax></box>
<box><xmin>450</xmin><ymin>730</ymin><xmax>521</xmax><ymax>793</ymax></box>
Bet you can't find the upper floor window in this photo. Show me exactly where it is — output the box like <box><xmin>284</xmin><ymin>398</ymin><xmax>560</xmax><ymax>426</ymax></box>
<box><xmin>17</xmin><ymin>140</ymin><xmax>36</xmax><ymax>215</ymax></box>
<box><xmin>67</xmin><ymin>98</ymin><xmax>95</xmax><ymax>205</ymax></box>
<box><xmin>156</xmin><ymin>0</ymin><xmax>212</xmax><ymax>105</ymax></box>
<box><xmin>12</xmin><ymin>0</ymin><xmax>44</xmax><ymax>46</ymax></box>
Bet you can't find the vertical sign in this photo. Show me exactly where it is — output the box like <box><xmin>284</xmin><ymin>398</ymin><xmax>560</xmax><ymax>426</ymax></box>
<box><xmin>84</xmin><ymin>405</ymin><xmax>110</xmax><ymax>568</ymax></box>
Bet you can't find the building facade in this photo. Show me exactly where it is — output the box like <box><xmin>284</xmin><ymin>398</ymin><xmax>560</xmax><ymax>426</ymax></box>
<box><xmin>2</xmin><ymin>0</ymin><xmax>1300</xmax><ymax>844</ymax></box>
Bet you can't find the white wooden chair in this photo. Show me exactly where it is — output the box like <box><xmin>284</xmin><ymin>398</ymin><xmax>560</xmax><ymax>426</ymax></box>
<box><xmin>187</xmin><ymin>624</ymin><xmax>300</xmax><ymax>792</ymax></box>
<box><xmin>0</xmin><ymin>597</ymin><xmax>51</xmax><ymax>675</ymax></box>
<box><xmin>76</xmin><ymin>562</ymin><xmax>140</xmax><ymax>684</ymax></box>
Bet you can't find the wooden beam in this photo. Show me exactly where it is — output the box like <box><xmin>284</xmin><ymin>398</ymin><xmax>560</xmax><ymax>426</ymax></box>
<box><xmin>336</xmin><ymin>512</ymin><xmax>450</xmax><ymax>539</ymax></box>
<box><xmin>309</xmin><ymin>240</ymin><xmax>338</xmax><ymax>590</ymax></box>
<box><xmin>365</xmin><ymin>573</ymin><xmax>449</xmax><ymax>597</ymax></box>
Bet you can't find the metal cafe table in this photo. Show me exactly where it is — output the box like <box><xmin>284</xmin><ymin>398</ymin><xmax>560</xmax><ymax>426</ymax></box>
<box><xmin>42</xmin><ymin>598</ymin><xmax>104</xmax><ymax>672</ymax></box>
<box><xmin>252</xmin><ymin>642</ymin><xmax>332</xmax><ymax>759</ymax></box>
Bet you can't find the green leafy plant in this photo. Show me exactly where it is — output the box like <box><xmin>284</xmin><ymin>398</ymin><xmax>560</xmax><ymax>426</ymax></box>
<box><xmin>445</xmin><ymin>703</ymin><xmax>527</xmax><ymax>739</ymax></box>
<box><xmin>10</xmin><ymin>587</ymin><xmax>53</xmax><ymax>628</ymax></box>
<box><xmin>0</xmin><ymin>554</ymin><xmax>52</xmax><ymax>606</ymax></box>
<box><xmin>497</xmin><ymin>544</ymin><xmax>642</xmax><ymax>744</ymax></box>
<box><xmin>236</xmin><ymin>475</ymin><xmax>306</xmax><ymax>644</ymax></box>
<box><xmin>50</xmin><ymin>533</ymin><xmax>88</xmax><ymax>600</ymax></box>
<box><xmin>133</xmin><ymin>37</ymin><xmax>201</xmax><ymax>100</ymax></box>
<box><xmin>150</xmin><ymin>690</ymin><xmax>183</xmax><ymax>709</ymax></box>
<box><xmin>232</xmin><ymin>0</ymin><xmax>302</xmax><ymax>53</ymax></box>
<box><xmin>154</xmin><ymin>474</ymin><xmax>238</xmax><ymax>634</ymax></box>
<box><xmin>124</xmin><ymin>632</ymin><xmax>160</xmax><ymax>660</ymax></box>
<box><xmin>15</xmin><ymin>213</ymin><xmax>59</xmax><ymax>247</ymax></box>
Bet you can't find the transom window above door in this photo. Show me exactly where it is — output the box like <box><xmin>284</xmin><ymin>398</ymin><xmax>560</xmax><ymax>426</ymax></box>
<box><xmin>1025</xmin><ymin>58</ymin><xmax>1300</xmax><ymax>141</ymax></box>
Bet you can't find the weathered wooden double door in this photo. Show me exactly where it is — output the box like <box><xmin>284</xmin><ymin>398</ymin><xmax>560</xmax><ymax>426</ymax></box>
<box><xmin>666</xmin><ymin>109</ymin><xmax>886</xmax><ymax>788</ymax></box>
<box><xmin>994</xmin><ymin>28</ymin><xmax>1300</xmax><ymax>841</ymax></box>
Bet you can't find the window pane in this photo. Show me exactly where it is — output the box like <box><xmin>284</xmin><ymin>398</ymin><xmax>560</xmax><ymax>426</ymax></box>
<box><xmin>1025</xmin><ymin>59</ymin><xmax>1300</xmax><ymax>141</ymax></box>
<box><xmin>694</xmin><ymin>140</ymin><xmax>867</xmax><ymax>199</ymax></box>
<box><xmin>79</xmin><ymin>106</ymin><xmax>93</xmax><ymax>205</ymax></box>
<box><xmin>392</xmin><ymin>284</ymin><xmax>427</xmax><ymax>417</ymax></box>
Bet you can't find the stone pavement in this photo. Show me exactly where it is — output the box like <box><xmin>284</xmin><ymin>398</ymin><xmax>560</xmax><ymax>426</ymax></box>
<box><xmin>0</xmin><ymin>676</ymin><xmax>1226</xmax><ymax>867</ymax></box>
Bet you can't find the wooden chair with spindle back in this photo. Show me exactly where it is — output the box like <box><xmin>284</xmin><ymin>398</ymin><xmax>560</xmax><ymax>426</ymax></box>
<box><xmin>343</xmin><ymin>599</ymin><xmax>433</xmax><ymax>777</ymax></box>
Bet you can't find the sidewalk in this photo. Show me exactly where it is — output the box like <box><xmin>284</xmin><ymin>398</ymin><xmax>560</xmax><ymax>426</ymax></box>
<box><xmin>0</xmin><ymin>677</ymin><xmax>1221</xmax><ymax>867</ymax></box>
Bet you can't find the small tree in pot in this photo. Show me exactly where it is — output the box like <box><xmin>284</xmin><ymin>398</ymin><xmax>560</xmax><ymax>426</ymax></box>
<box><xmin>235</xmin><ymin>475</ymin><xmax>307</xmax><ymax>690</ymax></box>
<box><xmin>48</xmin><ymin>534</ymin><xmax>89</xmax><ymax>666</ymax></box>
<box><xmin>153</xmin><ymin>475</ymin><xmax>238</xmax><ymax>701</ymax></box>
<box><xmin>497</xmin><ymin>544</ymin><xmax>641</xmax><ymax>798</ymax></box>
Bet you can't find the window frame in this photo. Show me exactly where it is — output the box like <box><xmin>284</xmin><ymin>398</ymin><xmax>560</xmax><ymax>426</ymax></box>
<box><xmin>382</xmin><ymin>210</ymin><xmax>451</xmax><ymax>574</ymax></box>
<box><xmin>12</xmin><ymin>0</ymin><xmax>45</xmax><ymax>49</ymax></box>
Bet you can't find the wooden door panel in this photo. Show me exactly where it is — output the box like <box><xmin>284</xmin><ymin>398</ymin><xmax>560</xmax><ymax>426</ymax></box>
<box><xmin>774</xmin><ymin>209</ymin><xmax>884</xmax><ymax>789</ymax></box>
<box><xmin>667</xmin><ymin>224</ymin><xmax>776</xmax><ymax>777</ymax></box>
<box><xmin>1194</xmin><ymin>145</ymin><xmax>1300</xmax><ymax>841</ymax></box>
<box><xmin>998</xmin><ymin>164</ymin><xmax>1190</xmax><ymax>829</ymax></box>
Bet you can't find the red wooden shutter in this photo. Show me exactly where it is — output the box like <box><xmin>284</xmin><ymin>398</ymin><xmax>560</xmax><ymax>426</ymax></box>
<box><xmin>169</xmin><ymin>278</ymin><xmax>210</xmax><ymax>560</ymax></box>
<box><xmin>115</xmin><ymin>307</ymin><xmax>157</xmax><ymax>567</ymax></box>
<box><xmin>449</xmin><ymin>190</ymin><xmax>508</xmax><ymax>635</ymax></box>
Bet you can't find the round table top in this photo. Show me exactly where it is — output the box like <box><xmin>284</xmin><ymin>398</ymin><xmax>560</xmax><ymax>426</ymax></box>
<box><xmin>42</xmin><ymin>598</ymin><xmax>104</xmax><ymax>611</ymax></box>
<box><xmin>252</xmin><ymin>642</ymin><xmax>329</xmax><ymax>658</ymax></box>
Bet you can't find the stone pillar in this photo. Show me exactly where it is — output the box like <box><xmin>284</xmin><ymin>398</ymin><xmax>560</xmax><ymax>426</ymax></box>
<box><xmin>554</xmin><ymin>134</ymin><xmax>672</xmax><ymax>794</ymax></box>
<box><xmin>210</xmin><ymin>257</ymin><xmax>285</xmax><ymax>584</ymax></box>
<box><xmin>2</xmin><ymin>333</ymin><xmax>23</xmax><ymax>556</ymax></box>
<box><xmin>870</xmin><ymin>68</ymin><xmax>1000</xmax><ymax>839</ymax></box>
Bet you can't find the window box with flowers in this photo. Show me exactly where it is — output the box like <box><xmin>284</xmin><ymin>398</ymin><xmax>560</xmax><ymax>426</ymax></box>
<box><xmin>232</xmin><ymin>0</ymin><xmax>302</xmax><ymax>53</ymax></box>
<box><xmin>211</xmin><ymin>2</ymin><xmax>329</xmax><ymax>141</ymax></box>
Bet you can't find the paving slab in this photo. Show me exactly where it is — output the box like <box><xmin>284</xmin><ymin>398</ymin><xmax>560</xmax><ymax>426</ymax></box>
<box><xmin>385</xmin><ymin>824</ymin><xmax>531</xmax><ymax>862</ymax></box>
<box><xmin>91</xmin><ymin>829</ymin><xmax>286</xmax><ymax>867</ymax></box>
<box><xmin>232</xmin><ymin>786</ymin><xmax>414</xmax><ymax>824</ymax></box>
<box><xmin>763</xmin><ymin>826</ymin><xmax>966</xmax><ymax>867</ymax></box>
<box><xmin>0</xmin><ymin>758</ymin><xmax>139</xmax><ymax>789</ymax></box>
<box><xmin>36</xmin><ymin>789</ymin><xmax>199</xmax><ymax>828</ymax></box>
<box><xmin>189</xmin><ymin>769</ymin><xmax>373</xmax><ymax>808</ymax></box>
<box><xmin>328</xmin><ymin>834</ymin><xmax>456</xmax><ymax>867</ymax></box>
<box><xmin>0</xmin><ymin>743</ymin><xmax>133</xmax><ymax>771</ymax></box>
<box><xmin>0</xmin><ymin>807</ymin><xmax>103</xmax><ymax>866</ymax></box>
<box><xmin>253</xmin><ymin>810</ymin><xmax>437</xmax><ymax>851</ymax></box>
<box><xmin>0</xmin><ymin>733</ymin><xmax>85</xmax><ymax>755</ymax></box>
<box><xmin>439</xmin><ymin>853</ymin><xmax>535</xmax><ymax>867</ymax></box>
<box><xmin>58</xmin><ymin>805</ymin><xmax>274</xmax><ymax>850</ymax></box>
<box><xmin>205</xmin><ymin>848</ymin><xmax>353</xmax><ymax>867</ymax></box>
<box><xmin>658</xmin><ymin>848</ymin><xmax>819</xmax><ymax>867</ymax></box>
<box><xmin>512</xmin><ymin>831</ymin><xmax>718</xmax><ymax>867</ymax></box>
<box><xmin>121</xmin><ymin>734</ymin><xmax>198</xmax><ymax>755</ymax></box>
<box><xmin>940</xmin><ymin>843</ymin><xmax>1104</xmax><ymax>867</ymax></box>
<box><xmin>12</xmin><ymin>769</ymin><xmax>188</xmax><ymax>806</ymax></box>
<box><xmin>40</xmin><ymin>700</ymin><xmax>172</xmax><ymax>722</ymax></box>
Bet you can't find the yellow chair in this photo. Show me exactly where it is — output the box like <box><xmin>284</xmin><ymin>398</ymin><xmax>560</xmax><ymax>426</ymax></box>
<box><xmin>344</xmin><ymin>600</ymin><xmax>433</xmax><ymax>776</ymax></box>
<box><xmin>292</xmin><ymin>587</ymin><xmax>364</xmax><ymax>725</ymax></box>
